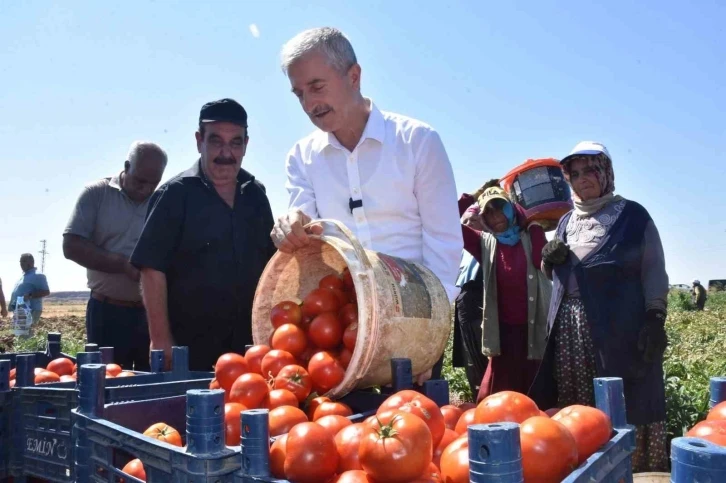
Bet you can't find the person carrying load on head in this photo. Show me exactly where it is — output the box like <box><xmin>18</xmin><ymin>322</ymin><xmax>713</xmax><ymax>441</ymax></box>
<box><xmin>270</xmin><ymin>27</ymin><xmax>463</xmax><ymax>384</ymax></box>
<box><xmin>458</xmin><ymin>179</ymin><xmax>551</xmax><ymax>404</ymax></box>
<box><xmin>530</xmin><ymin>141</ymin><xmax>670</xmax><ymax>473</ymax></box>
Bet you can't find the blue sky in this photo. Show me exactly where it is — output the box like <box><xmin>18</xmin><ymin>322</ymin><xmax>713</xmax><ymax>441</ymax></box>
<box><xmin>1</xmin><ymin>0</ymin><xmax>724</xmax><ymax>292</ymax></box>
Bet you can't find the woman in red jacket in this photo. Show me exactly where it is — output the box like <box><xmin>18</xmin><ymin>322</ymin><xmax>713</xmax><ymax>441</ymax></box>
<box><xmin>459</xmin><ymin>181</ymin><xmax>551</xmax><ymax>402</ymax></box>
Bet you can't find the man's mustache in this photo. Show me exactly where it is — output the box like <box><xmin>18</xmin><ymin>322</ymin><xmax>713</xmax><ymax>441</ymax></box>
<box><xmin>213</xmin><ymin>157</ymin><xmax>237</xmax><ymax>165</ymax></box>
<box><xmin>309</xmin><ymin>105</ymin><xmax>332</xmax><ymax>117</ymax></box>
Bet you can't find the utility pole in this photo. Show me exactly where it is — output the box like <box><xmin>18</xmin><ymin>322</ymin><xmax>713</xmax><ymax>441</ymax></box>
<box><xmin>39</xmin><ymin>239</ymin><xmax>49</xmax><ymax>273</ymax></box>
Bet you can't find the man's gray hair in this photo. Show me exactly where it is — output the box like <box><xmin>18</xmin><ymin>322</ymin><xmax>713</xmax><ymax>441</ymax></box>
<box><xmin>127</xmin><ymin>141</ymin><xmax>168</xmax><ymax>168</ymax></box>
<box><xmin>281</xmin><ymin>27</ymin><xmax>357</xmax><ymax>75</ymax></box>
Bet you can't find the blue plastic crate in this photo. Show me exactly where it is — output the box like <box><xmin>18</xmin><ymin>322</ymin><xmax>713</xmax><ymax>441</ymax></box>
<box><xmin>236</xmin><ymin>377</ymin><xmax>634</xmax><ymax>483</ymax></box>
<box><xmin>0</xmin><ymin>361</ymin><xmax>12</xmax><ymax>480</ymax></box>
<box><xmin>670</xmin><ymin>375</ymin><xmax>726</xmax><ymax>482</ymax></box>
<box><xmin>12</xmin><ymin>347</ymin><xmax>213</xmax><ymax>482</ymax></box>
<box><xmin>0</xmin><ymin>332</ymin><xmax>75</xmax><ymax>370</ymax></box>
<box><xmin>73</xmin><ymin>364</ymin><xmax>239</xmax><ymax>483</ymax></box>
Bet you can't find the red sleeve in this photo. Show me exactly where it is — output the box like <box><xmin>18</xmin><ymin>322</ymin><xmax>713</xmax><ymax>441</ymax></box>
<box><xmin>458</xmin><ymin>193</ymin><xmax>476</xmax><ymax>217</ymax></box>
<box><xmin>462</xmin><ymin>225</ymin><xmax>483</xmax><ymax>263</ymax></box>
<box><xmin>529</xmin><ymin>224</ymin><xmax>547</xmax><ymax>269</ymax></box>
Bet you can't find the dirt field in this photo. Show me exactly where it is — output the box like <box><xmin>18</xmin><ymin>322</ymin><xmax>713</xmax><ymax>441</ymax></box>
<box><xmin>0</xmin><ymin>299</ymin><xmax>86</xmax><ymax>354</ymax></box>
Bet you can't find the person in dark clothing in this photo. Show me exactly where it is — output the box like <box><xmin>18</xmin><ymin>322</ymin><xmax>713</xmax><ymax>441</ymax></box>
<box><xmin>692</xmin><ymin>279</ymin><xmax>707</xmax><ymax>310</ymax></box>
<box><xmin>532</xmin><ymin>141</ymin><xmax>669</xmax><ymax>473</ymax></box>
<box><xmin>131</xmin><ymin>99</ymin><xmax>276</xmax><ymax>371</ymax></box>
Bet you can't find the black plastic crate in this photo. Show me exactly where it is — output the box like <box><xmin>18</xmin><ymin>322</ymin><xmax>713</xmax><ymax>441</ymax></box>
<box><xmin>0</xmin><ymin>361</ymin><xmax>12</xmax><ymax>480</ymax></box>
<box><xmin>12</xmin><ymin>347</ymin><xmax>213</xmax><ymax>482</ymax></box>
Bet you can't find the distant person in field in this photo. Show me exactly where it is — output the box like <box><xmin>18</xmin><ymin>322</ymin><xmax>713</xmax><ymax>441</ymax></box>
<box><xmin>63</xmin><ymin>141</ymin><xmax>167</xmax><ymax>371</ymax></box>
<box><xmin>8</xmin><ymin>254</ymin><xmax>50</xmax><ymax>328</ymax></box>
<box><xmin>531</xmin><ymin>141</ymin><xmax>669</xmax><ymax>473</ymax></box>
<box><xmin>692</xmin><ymin>279</ymin><xmax>707</xmax><ymax>311</ymax></box>
<box><xmin>0</xmin><ymin>277</ymin><xmax>7</xmax><ymax>318</ymax></box>
<box><xmin>271</xmin><ymin>28</ymin><xmax>463</xmax><ymax>383</ymax></box>
<box><xmin>131</xmin><ymin>99</ymin><xmax>276</xmax><ymax>371</ymax></box>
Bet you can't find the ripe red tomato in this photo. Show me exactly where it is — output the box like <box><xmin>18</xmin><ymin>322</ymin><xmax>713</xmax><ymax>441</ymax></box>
<box><xmin>9</xmin><ymin>368</ymin><xmax>16</xmax><ymax>380</ymax></box>
<box><xmin>338</xmin><ymin>347</ymin><xmax>353</xmax><ymax>369</ymax></box>
<box><xmin>343</xmin><ymin>323</ymin><xmax>358</xmax><ymax>351</ymax></box>
<box><xmin>47</xmin><ymin>357</ymin><xmax>74</xmax><ymax>376</ymax></box>
<box><xmin>269</xmin><ymin>405</ymin><xmax>308</xmax><ymax>437</ymax></box>
<box><xmin>440</xmin><ymin>405</ymin><xmax>464</xmax><ymax>431</ymax></box>
<box><xmin>360</xmin><ymin>410</ymin><xmax>433</xmax><ymax>483</ymax></box>
<box><xmin>271</xmin><ymin>324</ymin><xmax>308</xmax><ymax>358</ymax></box>
<box><xmin>60</xmin><ymin>375</ymin><xmax>77</xmax><ymax>382</ymax></box>
<box><xmin>143</xmin><ymin>423</ymin><xmax>182</xmax><ymax>446</ymax></box>
<box><xmin>316</xmin><ymin>414</ymin><xmax>352</xmax><ymax>438</ymax></box>
<box><xmin>475</xmin><ymin>391</ymin><xmax>540</xmax><ymax>425</ymax></box>
<box><xmin>342</xmin><ymin>268</ymin><xmax>354</xmax><ymax>290</ymax></box>
<box><xmin>455</xmin><ymin>408</ymin><xmax>476</xmax><ymax>435</ymax></box>
<box><xmin>331</xmin><ymin>470</ymin><xmax>375</xmax><ymax>483</ymax></box>
<box><xmin>378</xmin><ymin>390</ymin><xmax>446</xmax><ymax>447</ymax></box>
<box><xmin>686</xmin><ymin>420</ymin><xmax>726</xmax><ymax>446</ymax></box>
<box><xmin>335</xmin><ymin>422</ymin><xmax>366</xmax><ymax>472</ymax></box>
<box><xmin>106</xmin><ymin>364</ymin><xmax>123</xmax><ymax>377</ymax></box>
<box><xmin>229</xmin><ymin>373</ymin><xmax>270</xmax><ymax>409</ymax></box>
<box><xmin>209</xmin><ymin>379</ymin><xmax>220</xmax><ymax>390</ymax></box>
<box><xmin>260</xmin><ymin>350</ymin><xmax>296</xmax><ymax>378</ymax></box>
<box><xmin>433</xmin><ymin>428</ymin><xmax>459</xmax><ymax>469</ymax></box>
<box><xmin>284</xmin><ymin>422</ymin><xmax>339</xmax><ymax>483</ymax></box>
<box><xmin>439</xmin><ymin>434</ymin><xmax>469</xmax><ymax>483</ymax></box>
<box><xmin>302</xmin><ymin>288</ymin><xmax>341</xmax><ymax>317</ymax></box>
<box><xmin>244</xmin><ymin>345</ymin><xmax>270</xmax><ymax>375</ymax></box>
<box><xmin>121</xmin><ymin>458</ymin><xmax>146</xmax><ymax>481</ymax></box>
<box><xmin>270</xmin><ymin>300</ymin><xmax>302</xmax><ymax>328</ymax></box>
<box><xmin>520</xmin><ymin>416</ymin><xmax>579</xmax><ymax>482</ymax></box>
<box><xmin>274</xmin><ymin>364</ymin><xmax>312</xmax><ymax>403</ymax></box>
<box><xmin>307</xmin><ymin>351</ymin><xmax>346</xmax><ymax>393</ymax></box>
<box><xmin>270</xmin><ymin>433</ymin><xmax>287</xmax><ymax>478</ymax></box>
<box><xmin>308</xmin><ymin>312</ymin><xmax>344</xmax><ymax>349</ymax></box>
<box><xmin>339</xmin><ymin>303</ymin><xmax>358</xmax><ymax>328</ymax></box>
<box><xmin>306</xmin><ymin>396</ymin><xmax>331</xmax><ymax>419</ymax></box>
<box><xmin>266</xmin><ymin>389</ymin><xmax>299</xmax><ymax>409</ymax></box>
<box><xmin>331</xmin><ymin>288</ymin><xmax>349</xmax><ymax>307</ymax></box>
<box><xmin>224</xmin><ymin>402</ymin><xmax>247</xmax><ymax>446</ymax></box>
<box><xmin>35</xmin><ymin>370</ymin><xmax>61</xmax><ymax>384</ymax></box>
<box><xmin>411</xmin><ymin>462</ymin><xmax>443</xmax><ymax>482</ymax></box>
<box><xmin>313</xmin><ymin>401</ymin><xmax>353</xmax><ymax>421</ymax></box>
<box><xmin>708</xmin><ymin>401</ymin><xmax>726</xmax><ymax>421</ymax></box>
<box><xmin>319</xmin><ymin>274</ymin><xmax>345</xmax><ymax>291</ymax></box>
<box><xmin>215</xmin><ymin>353</ymin><xmax>249</xmax><ymax>392</ymax></box>
<box><xmin>552</xmin><ymin>405</ymin><xmax>612</xmax><ymax>464</ymax></box>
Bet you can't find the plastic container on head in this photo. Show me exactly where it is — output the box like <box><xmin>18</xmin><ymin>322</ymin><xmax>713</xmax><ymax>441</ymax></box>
<box><xmin>251</xmin><ymin>219</ymin><xmax>451</xmax><ymax>399</ymax></box>
<box><xmin>500</xmin><ymin>158</ymin><xmax>573</xmax><ymax>231</ymax></box>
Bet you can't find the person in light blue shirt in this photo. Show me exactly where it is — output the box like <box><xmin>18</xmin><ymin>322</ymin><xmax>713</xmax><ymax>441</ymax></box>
<box><xmin>9</xmin><ymin>253</ymin><xmax>50</xmax><ymax>324</ymax></box>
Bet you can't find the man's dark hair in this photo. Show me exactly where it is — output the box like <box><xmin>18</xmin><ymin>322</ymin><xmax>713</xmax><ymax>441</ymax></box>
<box><xmin>20</xmin><ymin>253</ymin><xmax>34</xmax><ymax>264</ymax></box>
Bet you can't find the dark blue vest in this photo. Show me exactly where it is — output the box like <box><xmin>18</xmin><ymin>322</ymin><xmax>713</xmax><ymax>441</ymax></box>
<box><xmin>543</xmin><ymin>200</ymin><xmax>666</xmax><ymax>425</ymax></box>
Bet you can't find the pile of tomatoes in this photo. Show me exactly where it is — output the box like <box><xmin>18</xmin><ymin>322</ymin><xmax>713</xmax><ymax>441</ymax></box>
<box><xmin>8</xmin><ymin>356</ymin><xmax>134</xmax><ymax>387</ymax></box>
<box><xmin>267</xmin><ymin>268</ymin><xmax>359</xmax><ymax>380</ymax></box>
<box><xmin>684</xmin><ymin>399</ymin><xmax>726</xmax><ymax>446</ymax></box>
<box><xmin>267</xmin><ymin>390</ymin><xmax>614</xmax><ymax>483</ymax></box>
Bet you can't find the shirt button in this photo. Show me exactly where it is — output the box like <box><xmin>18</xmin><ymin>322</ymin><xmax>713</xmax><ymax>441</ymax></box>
<box><xmin>529</xmin><ymin>297</ymin><xmax>534</xmax><ymax>302</ymax></box>
<box><xmin>353</xmin><ymin>188</ymin><xmax>360</xmax><ymax>195</ymax></box>
<box><xmin>529</xmin><ymin>274</ymin><xmax>534</xmax><ymax>279</ymax></box>
<box><xmin>530</xmin><ymin>320</ymin><xmax>535</xmax><ymax>324</ymax></box>
<box><xmin>356</xmin><ymin>216</ymin><xmax>364</xmax><ymax>223</ymax></box>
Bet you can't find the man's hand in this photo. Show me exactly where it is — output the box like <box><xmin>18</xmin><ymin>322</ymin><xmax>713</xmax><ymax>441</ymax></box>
<box><xmin>414</xmin><ymin>368</ymin><xmax>433</xmax><ymax>386</ymax></box>
<box><xmin>150</xmin><ymin>335</ymin><xmax>175</xmax><ymax>371</ymax></box>
<box><xmin>271</xmin><ymin>209</ymin><xmax>323</xmax><ymax>253</ymax></box>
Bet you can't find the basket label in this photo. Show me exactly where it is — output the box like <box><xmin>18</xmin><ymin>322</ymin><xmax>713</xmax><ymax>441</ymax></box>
<box><xmin>26</xmin><ymin>436</ymin><xmax>68</xmax><ymax>461</ymax></box>
<box><xmin>377</xmin><ymin>254</ymin><xmax>432</xmax><ymax>319</ymax></box>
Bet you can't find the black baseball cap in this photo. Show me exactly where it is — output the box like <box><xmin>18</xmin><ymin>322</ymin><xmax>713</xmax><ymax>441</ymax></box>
<box><xmin>199</xmin><ymin>98</ymin><xmax>248</xmax><ymax>127</ymax></box>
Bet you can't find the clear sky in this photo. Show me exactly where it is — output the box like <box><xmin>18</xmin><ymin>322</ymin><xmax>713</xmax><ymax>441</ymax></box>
<box><xmin>1</xmin><ymin>0</ymin><xmax>724</xmax><ymax>293</ymax></box>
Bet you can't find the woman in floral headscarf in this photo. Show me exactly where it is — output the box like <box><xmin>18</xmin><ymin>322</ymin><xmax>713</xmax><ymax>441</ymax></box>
<box><xmin>458</xmin><ymin>181</ymin><xmax>551</xmax><ymax>403</ymax></box>
<box><xmin>531</xmin><ymin>142</ymin><xmax>669</xmax><ymax>472</ymax></box>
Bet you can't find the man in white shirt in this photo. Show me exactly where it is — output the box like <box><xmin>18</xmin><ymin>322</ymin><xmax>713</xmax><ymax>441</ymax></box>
<box><xmin>272</xmin><ymin>27</ymin><xmax>463</xmax><ymax>305</ymax></box>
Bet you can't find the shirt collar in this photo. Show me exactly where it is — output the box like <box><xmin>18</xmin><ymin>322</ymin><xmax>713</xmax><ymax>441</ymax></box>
<box><xmin>313</xmin><ymin>99</ymin><xmax>385</xmax><ymax>153</ymax></box>
<box><xmin>181</xmin><ymin>159</ymin><xmax>254</xmax><ymax>185</ymax></box>
<box><xmin>109</xmin><ymin>172</ymin><xmax>123</xmax><ymax>191</ymax></box>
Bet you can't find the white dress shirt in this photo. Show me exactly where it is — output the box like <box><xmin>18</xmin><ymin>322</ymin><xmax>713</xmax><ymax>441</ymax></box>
<box><xmin>285</xmin><ymin>100</ymin><xmax>463</xmax><ymax>302</ymax></box>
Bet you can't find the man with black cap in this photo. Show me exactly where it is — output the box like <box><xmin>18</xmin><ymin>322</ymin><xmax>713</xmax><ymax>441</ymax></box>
<box><xmin>131</xmin><ymin>99</ymin><xmax>276</xmax><ymax>370</ymax></box>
